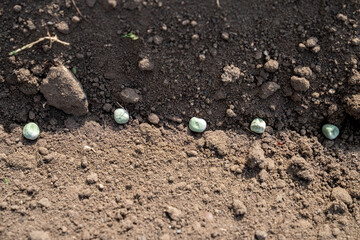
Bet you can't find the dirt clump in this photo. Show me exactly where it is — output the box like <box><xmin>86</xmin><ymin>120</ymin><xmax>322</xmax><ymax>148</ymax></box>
<box><xmin>138</xmin><ymin>58</ymin><xmax>154</xmax><ymax>71</ymax></box>
<box><xmin>331</xmin><ymin>187</ymin><xmax>353</xmax><ymax>205</ymax></box>
<box><xmin>289</xmin><ymin>156</ymin><xmax>315</xmax><ymax>182</ymax></box>
<box><xmin>13</xmin><ymin>68</ymin><xmax>39</xmax><ymax>95</ymax></box>
<box><xmin>344</xmin><ymin>93</ymin><xmax>360</xmax><ymax>119</ymax></box>
<box><xmin>221</xmin><ymin>64</ymin><xmax>243</xmax><ymax>83</ymax></box>
<box><xmin>290</xmin><ymin>76</ymin><xmax>310</xmax><ymax>92</ymax></box>
<box><xmin>40</xmin><ymin>65</ymin><xmax>89</xmax><ymax>116</ymax></box>
<box><xmin>120</xmin><ymin>88</ymin><xmax>141</xmax><ymax>104</ymax></box>
<box><xmin>55</xmin><ymin>21</ymin><xmax>70</xmax><ymax>34</ymax></box>
<box><xmin>247</xmin><ymin>141</ymin><xmax>266</xmax><ymax>169</ymax></box>
<box><xmin>264</xmin><ymin>59</ymin><xmax>279</xmax><ymax>73</ymax></box>
<box><xmin>204</xmin><ymin>130</ymin><xmax>230</xmax><ymax>156</ymax></box>
<box><xmin>294</xmin><ymin>66</ymin><xmax>313</xmax><ymax>79</ymax></box>
<box><xmin>259</xmin><ymin>81</ymin><xmax>281</xmax><ymax>99</ymax></box>
<box><xmin>232</xmin><ymin>199</ymin><xmax>247</xmax><ymax>216</ymax></box>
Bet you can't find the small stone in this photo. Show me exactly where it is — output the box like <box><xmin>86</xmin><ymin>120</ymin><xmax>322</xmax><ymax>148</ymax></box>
<box><xmin>81</xmin><ymin>158</ymin><xmax>88</xmax><ymax>168</ymax></box>
<box><xmin>28</xmin><ymin>111</ymin><xmax>36</xmax><ymax>120</ymax></box>
<box><xmin>13</xmin><ymin>5</ymin><xmax>22</xmax><ymax>13</ymax></box>
<box><xmin>275</xmin><ymin>179</ymin><xmax>286</xmax><ymax>188</ymax></box>
<box><xmin>27</xmin><ymin>19</ymin><xmax>36</xmax><ymax>31</ymax></box>
<box><xmin>29</xmin><ymin>231</ymin><xmax>51</xmax><ymax>240</ymax></box>
<box><xmin>72</xmin><ymin>16</ymin><xmax>81</xmax><ymax>23</ymax></box>
<box><xmin>298</xmin><ymin>43</ymin><xmax>307</xmax><ymax>51</ymax></box>
<box><xmin>38</xmin><ymin>147</ymin><xmax>49</xmax><ymax>155</ymax></box>
<box><xmin>221</xmin><ymin>32</ymin><xmax>229</xmax><ymax>40</ymax></box>
<box><xmin>264</xmin><ymin>60</ymin><xmax>279</xmax><ymax>73</ymax></box>
<box><xmin>153</xmin><ymin>35</ymin><xmax>163</xmax><ymax>45</ymax></box>
<box><xmin>148</xmin><ymin>113</ymin><xmax>160</xmax><ymax>124</ymax></box>
<box><xmin>138</xmin><ymin>58</ymin><xmax>154</xmax><ymax>71</ymax></box>
<box><xmin>0</xmin><ymin>202</ymin><xmax>8</xmax><ymax>210</ymax></box>
<box><xmin>226</xmin><ymin>109</ymin><xmax>237</xmax><ymax>117</ymax></box>
<box><xmin>198</xmin><ymin>54</ymin><xmax>206</xmax><ymax>61</ymax></box>
<box><xmin>86</xmin><ymin>172</ymin><xmax>98</xmax><ymax>184</ymax></box>
<box><xmin>332</xmin><ymin>227</ymin><xmax>341</xmax><ymax>236</ymax></box>
<box><xmin>305</xmin><ymin>37</ymin><xmax>318</xmax><ymax>48</ymax></box>
<box><xmin>214</xmin><ymin>89</ymin><xmax>226</xmax><ymax>100</ymax></box>
<box><xmin>290</xmin><ymin>76</ymin><xmax>310</xmax><ymax>92</ymax></box>
<box><xmin>120</xmin><ymin>88</ymin><xmax>140</xmax><ymax>104</ymax></box>
<box><xmin>350</xmin><ymin>37</ymin><xmax>360</xmax><ymax>46</ymax></box>
<box><xmin>55</xmin><ymin>21</ymin><xmax>70</xmax><ymax>34</ymax></box>
<box><xmin>101</xmin><ymin>0</ymin><xmax>117</xmax><ymax>9</ymax></box>
<box><xmin>259</xmin><ymin>81</ymin><xmax>280</xmax><ymax>99</ymax></box>
<box><xmin>336</xmin><ymin>13</ymin><xmax>348</xmax><ymax>22</ymax></box>
<box><xmin>232</xmin><ymin>200</ymin><xmax>247</xmax><ymax>216</ymax></box>
<box><xmin>166</xmin><ymin>206</ymin><xmax>182</xmax><ymax>221</ymax></box>
<box><xmin>200</xmin><ymin>211</ymin><xmax>214</xmax><ymax>222</ymax></box>
<box><xmin>186</xmin><ymin>150</ymin><xmax>198</xmax><ymax>157</ymax></box>
<box><xmin>43</xmin><ymin>152</ymin><xmax>57</xmax><ymax>163</ymax></box>
<box><xmin>255</xmin><ymin>230</ymin><xmax>268</xmax><ymax>240</ymax></box>
<box><xmin>78</xmin><ymin>188</ymin><xmax>92</xmax><ymax>199</ymax></box>
<box><xmin>86</xmin><ymin>0</ymin><xmax>97</xmax><ymax>7</ymax></box>
<box><xmin>332</xmin><ymin>187</ymin><xmax>353</xmax><ymax>205</ymax></box>
<box><xmin>102</xmin><ymin>103</ymin><xmax>112</xmax><ymax>112</ymax></box>
<box><xmin>38</xmin><ymin>198</ymin><xmax>51</xmax><ymax>208</ymax></box>
<box><xmin>312</xmin><ymin>45</ymin><xmax>321</xmax><ymax>53</ymax></box>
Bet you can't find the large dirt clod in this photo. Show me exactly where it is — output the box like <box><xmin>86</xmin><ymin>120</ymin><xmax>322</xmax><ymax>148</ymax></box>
<box><xmin>40</xmin><ymin>65</ymin><xmax>89</xmax><ymax>116</ymax></box>
<box><xmin>344</xmin><ymin>94</ymin><xmax>360</xmax><ymax>119</ymax></box>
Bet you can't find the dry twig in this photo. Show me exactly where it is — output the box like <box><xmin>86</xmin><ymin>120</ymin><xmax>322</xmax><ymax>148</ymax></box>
<box><xmin>216</xmin><ymin>0</ymin><xmax>221</xmax><ymax>8</ymax></box>
<box><xmin>9</xmin><ymin>35</ymin><xmax>70</xmax><ymax>56</ymax></box>
<box><xmin>71</xmin><ymin>0</ymin><xmax>92</xmax><ymax>24</ymax></box>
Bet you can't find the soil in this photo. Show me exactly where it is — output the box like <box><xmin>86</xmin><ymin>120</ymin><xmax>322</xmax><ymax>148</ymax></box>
<box><xmin>0</xmin><ymin>0</ymin><xmax>360</xmax><ymax>239</ymax></box>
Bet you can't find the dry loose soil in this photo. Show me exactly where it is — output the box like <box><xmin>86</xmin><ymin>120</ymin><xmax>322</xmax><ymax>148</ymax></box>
<box><xmin>1</xmin><ymin>0</ymin><xmax>360</xmax><ymax>239</ymax></box>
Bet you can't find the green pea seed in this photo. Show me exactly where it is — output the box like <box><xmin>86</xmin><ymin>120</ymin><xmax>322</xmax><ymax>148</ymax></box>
<box><xmin>322</xmin><ymin>124</ymin><xmax>339</xmax><ymax>140</ymax></box>
<box><xmin>23</xmin><ymin>122</ymin><xmax>40</xmax><ymax>140</ymax></box>
<box><xmin>189</xmin><ymin>117</ymin><xmax>207</xmax><ymax>133</ymax></box>
<box><xmin>250</xmin><ymin>118</ymin><xmax>266</xmax><ymax>134</ymax></box>
<box><xmin>114</xmin><ymin>108</ymin><xmax>129</xmax><ymax>124</ymax></box>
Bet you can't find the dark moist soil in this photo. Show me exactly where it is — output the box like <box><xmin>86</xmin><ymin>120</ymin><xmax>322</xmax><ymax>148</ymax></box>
<box><xmin>1</xmin><ymin>0</ymin><xmax>360</xmax><ymax>239</ymax></box>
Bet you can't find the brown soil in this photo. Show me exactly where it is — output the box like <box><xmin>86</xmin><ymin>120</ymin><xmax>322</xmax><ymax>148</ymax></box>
<box><xmin>1</xmin><ymin>0</ymin><xmax>360</xmax><ymax>239</ymax></box>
